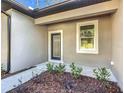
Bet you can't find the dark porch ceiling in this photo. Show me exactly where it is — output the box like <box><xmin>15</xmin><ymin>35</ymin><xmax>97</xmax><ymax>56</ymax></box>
<box><xmin>2</xmin><ymin>0</ymin><xmax>110</xmax><ymax>18</ymax></box>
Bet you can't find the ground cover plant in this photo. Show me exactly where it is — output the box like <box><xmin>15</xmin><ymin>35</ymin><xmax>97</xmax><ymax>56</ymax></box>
<box><xmin>1</xmin><ymin>64</ymin><xmax>8</xmax><ymax>77</ymax></box>
<box><xmin>46</xmin><ymin>62</ymin><xmax>54</xmax><ymax>73</ymax></box>
<box><xmin>93</xmin><ymin>67</ymin><xmax>110</xmax><ymax>81</ymax></box>
<box><xmin>70</xmin><ymin>63</ymin><xmax>82</xmax><ymax>79</ymax></box>
<box><xmin>93</xmin><ymin>67</ymin><xmax>112</xmax><ymax>88</ymax></box>
<box><xmin>7</xmin><ymin>63</ymin><xmax>122</xmax><ymax>93</ymax></box>
<box><xmin>54</xmin><ymin>63</ymin><xmax>65</xmax><ymax>74</ymax></box>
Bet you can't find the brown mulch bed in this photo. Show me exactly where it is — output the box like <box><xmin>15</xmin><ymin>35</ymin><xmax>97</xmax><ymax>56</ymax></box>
<box><xmin>7</xmin><ymin>71</ymin><xmax>122</xmax><ymax>93</ymax></box>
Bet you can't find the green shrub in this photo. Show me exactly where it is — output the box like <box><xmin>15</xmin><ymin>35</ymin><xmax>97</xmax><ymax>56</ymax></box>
<box><xmin>93</xmin><ymin>67</ymin><xmax>110</xmax><ymax>81</ymax></box>
<box><xmin>70</xmin><ymin>63</ymin><xmax>82</xmax><ymax>79</ymax></box>
<box><xmin>1</xmin><ymin>64</ymin><xmax>4</xmax><ymax>71</ymax></box>
<box><xmin>46</xmin><ymin>62</ymin><xmax>54</xmax><ymax>73</ymax></box>
<box><xmin>54</xmin><ymin>63</ymin><xmax>65</xmax><ymax>74</ymax></box>
<box><xmin>1</xmin><ymin>64</ymin><xmax>6</xmax><ymax>73</ymax></box>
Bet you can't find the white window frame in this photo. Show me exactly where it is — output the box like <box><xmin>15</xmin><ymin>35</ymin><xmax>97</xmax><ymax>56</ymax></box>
<box><xmin>76</xmin><ymin>20</ymin><xmax>98</xmax><ymax>54</ymax></box>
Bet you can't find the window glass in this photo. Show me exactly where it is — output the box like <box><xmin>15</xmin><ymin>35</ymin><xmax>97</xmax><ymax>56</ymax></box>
<box><xmin>80</xmin><ymin>25</ymin><xmax>94</xmax><ymax>49</ymax></box>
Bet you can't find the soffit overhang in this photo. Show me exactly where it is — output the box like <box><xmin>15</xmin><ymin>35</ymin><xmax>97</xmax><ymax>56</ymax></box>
<box><xmin>2</xmin><ymin>0</ymin><xmax>110</xmax><ymax>18</ymax></box>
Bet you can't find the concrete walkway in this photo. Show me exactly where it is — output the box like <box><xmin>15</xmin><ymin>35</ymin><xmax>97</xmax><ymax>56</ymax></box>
<box><xmin>1</xmin><ymin>62</ymin><xmax>117</xmax><ymax>93</ymax></box>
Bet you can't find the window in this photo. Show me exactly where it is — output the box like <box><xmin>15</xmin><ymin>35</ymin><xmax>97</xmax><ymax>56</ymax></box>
<box><xmin>76</xmin><ymin>20</ymin><xmax>98</xmax><ymax>54</ymax></box>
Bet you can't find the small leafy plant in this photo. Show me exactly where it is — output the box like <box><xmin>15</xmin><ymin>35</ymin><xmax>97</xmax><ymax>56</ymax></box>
<box><xmin>54</xmin><ymin>63</ymin><xmax>65</xmax><ymax>74</ymax></box>
<box><xmin>93</xmin><ymin>67</ymin><xmax>110</xmax><ymax>81</ymax></box>
<box><xmin>46</xmin><ymin>62</ymin><xmax>54</xmax><ymax>73</ymax></box>
<box><xmin>70</xmin><ymin>63</ymin><xmax>82</xmax><ymax>79</ymax></box>
<box><xmin>1</xmin><ymin>64</ymin><xmax>5</xmax><ymax>71</ymax></box>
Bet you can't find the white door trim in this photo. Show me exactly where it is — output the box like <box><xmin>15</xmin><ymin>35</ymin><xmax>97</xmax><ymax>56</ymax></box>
<box><xmin>48</xmin><ymin>30</ymin><xmax>63</xmax><ymax>63</ymax></box>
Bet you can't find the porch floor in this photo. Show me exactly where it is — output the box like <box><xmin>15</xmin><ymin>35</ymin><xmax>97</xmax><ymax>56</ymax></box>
<box><xmin>2</xmin><ymin>62</ymin><xmax>117</xmax><ymax>93</ymax></box>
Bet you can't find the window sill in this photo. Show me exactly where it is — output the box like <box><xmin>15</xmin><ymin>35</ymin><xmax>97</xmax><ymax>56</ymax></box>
<box><xmin>76</xmin><ymin>50</ymin><xmax>98</xmax><ymax>54</ymax></box>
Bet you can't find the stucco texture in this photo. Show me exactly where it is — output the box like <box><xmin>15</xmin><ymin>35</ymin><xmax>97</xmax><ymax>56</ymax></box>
<box><xmin>48</xmin><ymin>15</ymin><xmax>112</xmax><ymax>67</ymax></box>
<box><xmin>8</xmin><ymin>10</ymin><xmax>48</xmax><ymax>72</ymax></box>
<box><xmin>1</xmin><ymin>13</ymin><xmax>8</xmax><ymax>71</ymax></box>
<box><xmin>111</xmin><ymin>0</ymin><xmax>123</xmax><ymax>89</ymax></box>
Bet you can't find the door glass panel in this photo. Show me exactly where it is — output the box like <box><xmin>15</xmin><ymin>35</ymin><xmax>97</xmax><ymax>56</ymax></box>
<box><xmin>51</xmin><ymin>33</ymin><xmax>61</xmax><ymax>60</ymax></box>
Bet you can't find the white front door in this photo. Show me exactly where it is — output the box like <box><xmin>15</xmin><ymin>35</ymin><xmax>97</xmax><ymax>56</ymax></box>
<box><xmin>48</xmin><ymin>30</ymin><xmax>63</xmax><ymax>63</ymax></box>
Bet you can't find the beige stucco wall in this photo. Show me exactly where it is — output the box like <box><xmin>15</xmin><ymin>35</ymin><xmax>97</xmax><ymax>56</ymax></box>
<box><xmin>8</xmin><ymin>9</ymin><xmax>48</xmax><ymax>72</ymax></box>
<box><xmin>47</xmin><ymin>0</ymin><xmax>123</xmax><ymax>89</ymax></box>
<box><xmin>3</xmin><ymin>0</ymin><xmax>122</xmax><ymax>89</ymax></box>
<box><xmin>111</xmin><ymin>0</ymin><xmax>123</xmax><ymax>89</ymax></box>
<box><xmin>48</xmin><ymin>15</ymin><xmax>112</xmax><ymax>67</ymax></box>
<box><xmin>1</xmin><ymin>13</ymin><xmax>8</xmax><ymax>71</ymax></box>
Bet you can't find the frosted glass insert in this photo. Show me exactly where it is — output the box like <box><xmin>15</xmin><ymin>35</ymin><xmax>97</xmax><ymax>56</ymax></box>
<box><xmin>52</xmin><ymin>34</ymin><xmax>61</xmax><ymax>58</ymax></box>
